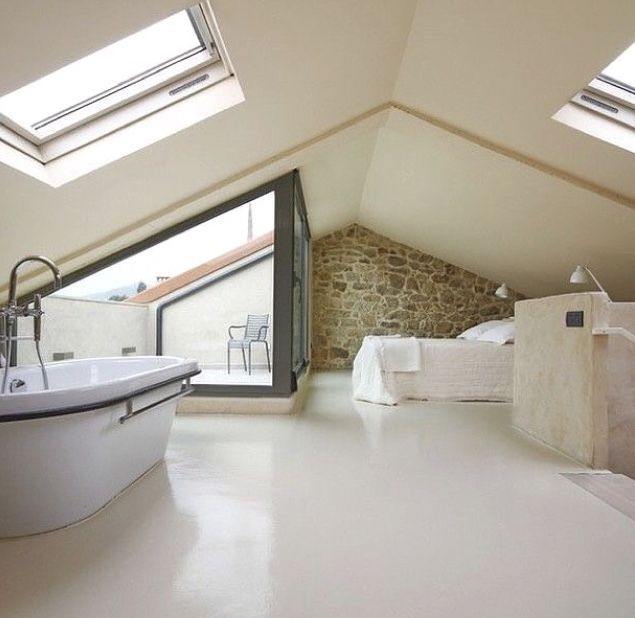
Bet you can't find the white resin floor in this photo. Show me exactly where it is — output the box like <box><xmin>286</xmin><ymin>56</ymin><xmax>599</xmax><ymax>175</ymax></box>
<box><xmin>2</xmin><ymin>371</ymin><xmax>635</xmax><ymax>618</ymax></box>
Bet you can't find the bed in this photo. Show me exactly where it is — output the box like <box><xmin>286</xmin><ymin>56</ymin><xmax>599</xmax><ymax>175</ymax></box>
<box><xmin>352</xmin><ymin>335</ymin><xmax>514</xmax><ymax>405</ymax></box>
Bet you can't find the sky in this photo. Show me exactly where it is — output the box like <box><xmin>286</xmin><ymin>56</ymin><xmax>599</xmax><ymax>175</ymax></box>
<box><xmin>57</xmin><ymin>192</ymin><xmax>275</xmax><ymax>298</ymax></box>
<box><xmin>603</xmin><ymin>40</ymin><xmax>635</xmax><ymax>85</ymax></box>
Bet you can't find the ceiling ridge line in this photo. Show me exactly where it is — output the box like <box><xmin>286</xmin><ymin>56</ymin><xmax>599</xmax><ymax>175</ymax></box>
<box><xmin>388</xmin><ymin>100</ymin><xmax>635</xmax><ymax>211</ymax></box>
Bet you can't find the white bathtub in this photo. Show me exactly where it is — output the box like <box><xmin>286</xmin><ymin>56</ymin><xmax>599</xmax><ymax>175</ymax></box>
<box><xmin>0</xmin><ymin>356</ymin><xmax>199</xmax><ymax>537</ymax></box>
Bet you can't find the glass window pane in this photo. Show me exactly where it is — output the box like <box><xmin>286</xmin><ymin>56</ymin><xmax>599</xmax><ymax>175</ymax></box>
<box><xmin>13</xmin><ymin>175</ymin><xmax>306</xmax><ymax>396</ymax></box>
<box><xmin>0</xmin><ymin>10</ymin><xmax>204</xmax><ymax>129</ymax></box>
<box><xmin>602</xmin><ymin>41</ymin><xmax>635</xmax><ymax>87</ymax></box>
<box><xmin>57</xmin><ymin>197</ymin><xmax>274</xmax><ymax>300</ymax></box>
<box><xmin>20</xmin><ymin>194</ymin><xmax>275</xmax><ymax>388</ymax></box>
<box><xmin>163</xmin><ymin>196</ymin><xmax>275</xmax><ymax>387</ymax></box>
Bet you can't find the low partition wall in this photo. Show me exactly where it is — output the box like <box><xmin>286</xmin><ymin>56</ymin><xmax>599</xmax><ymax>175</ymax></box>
<box><xmin>607</xmin><ymin>302</ymin><xmax>635</xmax><ymax>476</ymax></box>
<box><xmin>514</xmin><ymin>292</ymin><xmax>635</xmax><ymax>476</ymax></box>
<box><xmin>17</xmin><ymin>296</ymin><xmax>150</xmax><ymax>364</ymax></box>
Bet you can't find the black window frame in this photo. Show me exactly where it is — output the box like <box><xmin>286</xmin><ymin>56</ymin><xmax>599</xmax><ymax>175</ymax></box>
<box><xmin>292</xmin><ymin>172</ymin><xmax>311</xmax><ymax>378</ymax></box>
<box><xmin>19</xmin><ymin>170</ymin><xmax>310</xmax><ymax>397</ymax></box>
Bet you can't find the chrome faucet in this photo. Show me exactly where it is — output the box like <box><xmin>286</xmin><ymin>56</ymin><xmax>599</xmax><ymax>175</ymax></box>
<box><xmin>1</xmin><ymin>256</ymin><xmax>62</xmax><ymax>394</ymax></box>
<box><xmin>7</xmin><ymin>256</ymin><xmax>62</xmax><ymax>306</ymax></box>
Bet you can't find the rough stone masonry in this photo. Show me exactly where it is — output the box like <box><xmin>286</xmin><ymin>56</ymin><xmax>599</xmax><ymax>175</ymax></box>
<box><xmin>311</xmin><ymin>224</ymin><xmax>521</xmax><ymax>369</ymax></box>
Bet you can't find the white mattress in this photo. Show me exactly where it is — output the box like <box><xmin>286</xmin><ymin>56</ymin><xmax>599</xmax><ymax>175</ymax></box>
<box><xmin>352</xmin><ymin>336</ymin><xmax>513</xmax><ymax>405</ymax></box>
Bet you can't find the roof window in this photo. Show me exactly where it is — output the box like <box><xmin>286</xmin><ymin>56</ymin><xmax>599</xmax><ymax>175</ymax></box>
<box><xmin>0</xmin><ymin>2</ymin><xmax>243</xmax><ymax>186</ymax></box>
<box><xmin>554</xmin><ymin>40</ymin><xmax>635</xmax><ymax>154</ymax></box>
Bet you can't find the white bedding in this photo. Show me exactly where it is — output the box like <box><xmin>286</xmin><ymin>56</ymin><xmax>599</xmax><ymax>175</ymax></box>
<box><xmin>352</xmin><ymin>336</ymin><xmax>513</xmax><ymax>405</ymax></box>
<box><xmin>377</xmin><ymin>336</ymin><xmax>421</xmax><ymax>371</ymax></box>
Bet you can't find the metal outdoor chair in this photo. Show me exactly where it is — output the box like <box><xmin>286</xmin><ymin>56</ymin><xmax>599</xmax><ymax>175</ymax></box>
<box><xmin>227</xmin><ymin>314</ymin><xmax>271</xmax><ymax>375</ymax></box>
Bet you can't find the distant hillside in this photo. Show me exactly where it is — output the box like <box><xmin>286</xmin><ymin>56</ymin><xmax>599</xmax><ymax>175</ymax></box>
<box><xmin>84</xmin><ymin>282</ymin><xmax>145</xmax><ymax>301</ymax></box>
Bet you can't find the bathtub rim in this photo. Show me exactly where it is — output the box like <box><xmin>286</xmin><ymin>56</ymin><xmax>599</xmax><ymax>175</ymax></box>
<box><xmin>0</xmin><ymin>361</ymin><xmax>200</xmax><ymax>423</ymax></box>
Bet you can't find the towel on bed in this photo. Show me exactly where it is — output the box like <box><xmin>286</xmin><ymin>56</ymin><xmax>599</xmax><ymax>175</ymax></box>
<box><xmin>379</xmin><ymin>337</ymin><xmax>421</xmax><ymax>372</ymax></box>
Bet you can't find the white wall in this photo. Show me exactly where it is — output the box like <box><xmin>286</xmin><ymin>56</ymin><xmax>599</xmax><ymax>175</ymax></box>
<box><xmin>160</xmin><ymin>255</ymin><xmax>274</xmax><ymax>368</ymax></box>
<box><xmin>514</xmin><ymin>292</ymin><xmax>635</xmax><ymax>476</ymax></box>
<box><xmin>14</xmin><ymin>254</ymin><xmax>274</xmax><ymax>373</ymax></box>
<box><xmin>17</xmin><ymin>296</ymin><xmax>150</xmax><ymax>364</ymax></box>
<box><xmin>607</xmin><ymin>303</ymin><xmax>635</xmax><ymax>477</ymax></box>
<box><xmin>514</xmin><ymin>293</ymin><xmax>609</xmax><ymax>468</ymax></box>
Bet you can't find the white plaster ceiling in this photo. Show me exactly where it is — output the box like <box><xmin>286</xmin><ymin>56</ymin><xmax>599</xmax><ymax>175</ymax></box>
<box><xmin>1</xmin><ymin>0</ymin><xmax>635</xmax><ymax>301</ymax></box>
<box><xmin>360</xmin><ymin>110</ymin><xmax>635</xmax><ymax>300</ymax></box>
<box><xmin>0</xmin><ymin>0</ymin><xmax>415</xmax><ymax>295</ymax></box>
<box><xmin>392</xmin><ymin>0</ymin><xmax>635</xmax><ymax>199</ymax></box>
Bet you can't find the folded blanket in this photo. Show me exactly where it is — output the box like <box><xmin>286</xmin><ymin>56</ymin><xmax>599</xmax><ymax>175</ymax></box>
<box><xmin>380</xmin><ymin>337</ymin><xmax>421</xmax><ymax>372</ymax></box>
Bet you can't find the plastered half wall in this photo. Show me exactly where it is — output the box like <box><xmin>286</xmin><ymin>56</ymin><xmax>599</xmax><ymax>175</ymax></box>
<box><xmin>311</xmin><ymin>224</ymin><xmax>520</xmax><ymax>369</ymax></box>
<box><xmin>513</xmin><ymin>292</ymin><xmax>635</xmax><ymax>476</ymax></box>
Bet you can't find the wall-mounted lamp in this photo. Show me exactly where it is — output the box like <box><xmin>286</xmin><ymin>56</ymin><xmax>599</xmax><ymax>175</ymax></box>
<box><xmin>569</xmin><ymin>265</ymin><xmax>611</xmax><ymax>300</ymax></box>
<box><xmin>495</xmin><ymin>283</ymin><xmax>509</xmax><ymax>299</ymax></box>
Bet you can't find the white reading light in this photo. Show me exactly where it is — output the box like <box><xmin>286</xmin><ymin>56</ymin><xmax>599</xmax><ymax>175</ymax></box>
<box><xmin>569</xmin><ymin>265</ymin><xmax>611</xmax><ymax>300</ymax></box>
<box><xmin>495</xmin><ymin>283</ymin><xmax>509</xmax><ymax>299</ymax></box>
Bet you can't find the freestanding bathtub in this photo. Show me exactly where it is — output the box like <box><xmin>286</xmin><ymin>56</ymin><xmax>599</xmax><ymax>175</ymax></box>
<box><xmin>0</xmin><ymin>356</ymin><xmax>199</xmax><ymax>537</ymax></box>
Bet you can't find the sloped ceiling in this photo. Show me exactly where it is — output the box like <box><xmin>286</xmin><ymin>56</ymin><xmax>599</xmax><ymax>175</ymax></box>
<box><xmin>393</xmin><ymin>0</ymin><xmax>635</xmax><ymax>200</ymax></box>
<box><xmin>360</xmin><ymin>109</ymin><xmax>635</xmax><ymax>299</ymax></box>
<box><xmin>365</xmin><ymin>0</ymin><xmax>635</xmax><ymax>300</ymax></box>
<box><xmin>0</xmin><ymin>0</ymin><xmax>416</xmax><ymax>296</ymax></box>
<box><xmin>1</xmin><ymin>0</ymin><xmax>635</xmax><ymax>300</ymax></box>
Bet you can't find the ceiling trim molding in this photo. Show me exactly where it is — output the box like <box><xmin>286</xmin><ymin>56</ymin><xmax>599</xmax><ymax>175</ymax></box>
<box><xmin>389</xmin><ymin>101</ymin><xmax>635</xmax><ymax>211</ymax></box>
<box><xmin>0</xmin><ymin>103</ymin><xmax>391</xmax><ymax>296</ymax></box>
<box><xmin>4</xmin><ymin>99</ymin><xmax>635</xmax><ymax>295</ymax></box>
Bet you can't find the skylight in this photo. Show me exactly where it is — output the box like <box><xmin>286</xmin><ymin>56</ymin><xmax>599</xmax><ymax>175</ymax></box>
<box><xmin>0</xmin><ymin>5</ymin><xmax>220</xmax><ymax>143</ymax></box>
<box><xmin>553</xmin><ymin>39</ymin><xmax>635</xmax><ymax>155</ymax></box>
<box><xmin>0</xmin><ymin>1</ymin><xmax>242</xmax><ymax>186</ymax></box>
<box><xmin>567</xmin><ymin>41</ymin><xmax>635</xmax><ymax>131</ymax></box>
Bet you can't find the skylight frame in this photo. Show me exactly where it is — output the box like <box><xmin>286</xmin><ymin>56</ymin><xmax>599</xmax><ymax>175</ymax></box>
<box><xmin>569</xmin><ymin>42</ymin><xmax>635</xmax><ymax>132</ymax></box>
<box><xmin>0</xmin><ymin>2</ymin><xmax>231</xmax><ymax>158</ymax></box>
<box><xmin>585</xmin><ymin>75</ymin><xmax>635</xmax><ymax>116</ymax></box>
<box><xmin>32</xmin><ymin>42</ymin><xmax>217</xmax><ymax>138</ymax></box>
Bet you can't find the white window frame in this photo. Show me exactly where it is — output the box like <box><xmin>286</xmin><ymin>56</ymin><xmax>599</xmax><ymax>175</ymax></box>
<box><xmin>571</xmin><ymin>74</ymin><xmax>635</xmax><ymax>131</ymax></box>
<box><xmin>590</xmin><ymin>76</ymin><xmax>635</xmax><ymax>108</ymax></box>
<box><xmin>0</xmin><ymin>2</ymin><xmax>232</xmax><ymax>163</ymax></box>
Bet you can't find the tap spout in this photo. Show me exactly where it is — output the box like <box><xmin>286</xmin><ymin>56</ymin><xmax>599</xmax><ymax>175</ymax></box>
<box><xmin>2</xmin><ymin>255</ymin><xmax>61</xmax><ymax>394</ymax></box>
<box><xmin>8</xmin><ymin>255</ymin><xmax>62</xmax><ymax>304</ymax></box>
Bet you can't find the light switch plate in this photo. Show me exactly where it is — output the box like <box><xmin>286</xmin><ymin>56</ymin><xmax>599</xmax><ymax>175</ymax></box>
<box><xmin>566</xmin><ymin>310</ymin><xmax>584</xmax><ymax>327</ymax></box>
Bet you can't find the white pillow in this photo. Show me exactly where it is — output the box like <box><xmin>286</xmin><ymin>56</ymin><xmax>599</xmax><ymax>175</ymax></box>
<box><xmin>478</xmin><ymin>322</ymin><xmax>515</xmax><ymax>345</ymax></box>
<box><xmin>457</xmin><ymin>319</ymin><xmax>507</xmax><ymax>341</ymax></box>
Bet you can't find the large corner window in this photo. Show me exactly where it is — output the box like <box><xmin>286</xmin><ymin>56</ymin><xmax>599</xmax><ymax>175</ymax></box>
<box><xmin>0</xmin><ymin>2</ymin><xmax>242</xmax><ymax>186</ymax></box>
<box><xmin>554</xmin><ymin>40</ymin><xmax>635</xmax><ymax>153</ymax></box>
<box><xmin>17</xmin><ymin>172</ymin><xmax>310</xmax><ymax>396</ymax></box>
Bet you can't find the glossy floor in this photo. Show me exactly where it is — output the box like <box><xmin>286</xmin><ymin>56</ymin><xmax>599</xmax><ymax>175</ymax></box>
<box><xmin>2</xmin><ymin>371</ymin><xmax>635</xmax><ymax>618</ymax></box>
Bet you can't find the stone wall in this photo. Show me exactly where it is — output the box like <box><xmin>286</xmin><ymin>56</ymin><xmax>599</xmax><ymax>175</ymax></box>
<box><xmin>312</xmin><ymin>224</ymin><xmax>521</xmax><ymax>369</ymax></box>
